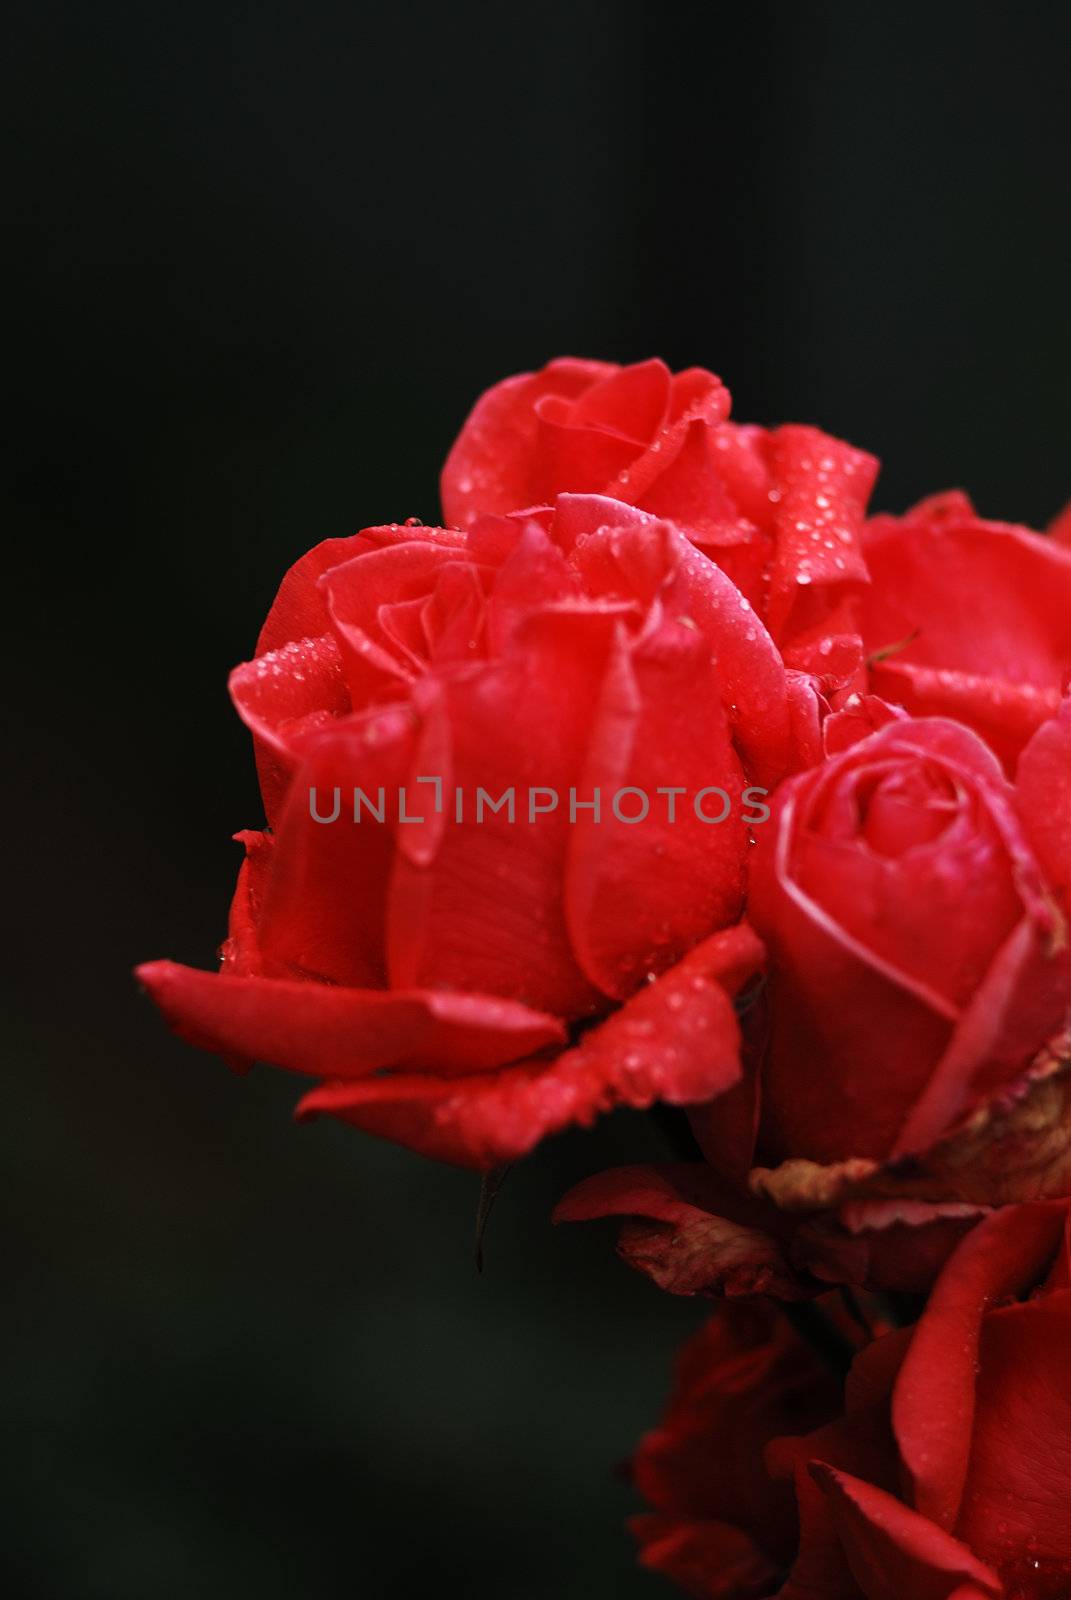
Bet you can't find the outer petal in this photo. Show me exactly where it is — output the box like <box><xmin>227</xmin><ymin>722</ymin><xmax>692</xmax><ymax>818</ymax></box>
<box><xmin>441</xmin><ymin>357</ymin><xmax>616</xmax><ymax>525</ymax></box>
<box><xmin>219</xmin><ymin>829</ymin><xmax>276</xmax><ymax>977</ymax></box>
<box><xmin>253</xmin><ymin>702</ymin><xmax>419</xmax><ymax>989</ymax></box>
<box><xmin>560</xmin><ymin>496</ymin><xmax>792</xmax><ymax>786</ymax></box>
<box><xmin>237</xmin><ymin>526</ymin><xmax>473</xmax><ymax>821</ymax></box>
<box><xmin>892</xmin><ymin>915</ymin><xmax>1071</xmax><ymax>1159</ymax></box>
<box><xmin>382</xmin><ymin>605</ymin><xmax>620</xmax><ymax>1017</ymax></box>
<box><xmin>563</xmin><ymin>616</ymin><xmax>747</xmax><ymax>998</ymax></box>
<box><xmin>862</xmin><ymin>508</ymin><xmax>1071</xmax><ymax>686</ymax></box>
<box><xmin>772</xmin><ymin>1334</ymin><xmax>910</xmax><ymax>1600</ymax></box>
<box><xmin>870</xmin><ymin>659</ymin><xmax>1061</xmax><ymax>770</ymax></box>
<box><xmin>763</xmin><ymin>425</ymin><xmax>878</xmax><ymax>643</ymax></box>
<box><xmin>298</xmin><ymin>923</ymin><xmax>762</xmax><ymax>1169</ymax></box>
<box><xmin>892</xmin><ymin>1202</ymin><xmax>1069</xmax><ymax>1528</ymax></box>
<box><xmin>255</xmin><ymin>533</ymin><xmax>372</xmax><ymax>656</ymax></box>
<box><xmin>620</xmin><ymin>375</ymin><xmax>739</xmax><ymax>535</ymax></box>
<box><xmin>861</xmin><ymin>506</ymin><xmax>1071</xmax><ymax>763</ymax></box>
<box><xmin>533</xmin><ymin>359</ymin><xmax>672</xmax><ymax>499</ymax></box>
<box><xmin>956</xmin><ymin>1295</ymin><xmax>1071</xmax><ymax>1589</ymax></box>
<box><xmin>229</xmin><ymin>634</ymin><xmax>349</xmax><ymax>823</ymax></box>
<box><xmin>136</xmin><ymin>961</ymin><xmax>565</xmax><ymax>1077</ymax></box>
<box><xmin>810</xmin><ymin>1466</ymin><xmax>1001</xmax><ymax>1600</ymax></box>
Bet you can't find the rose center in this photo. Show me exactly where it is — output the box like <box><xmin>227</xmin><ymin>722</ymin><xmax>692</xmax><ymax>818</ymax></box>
<box><xmin>857</xmin><ymin>760</ymin><xmax>961</xmax><ymax>857</ymax></box>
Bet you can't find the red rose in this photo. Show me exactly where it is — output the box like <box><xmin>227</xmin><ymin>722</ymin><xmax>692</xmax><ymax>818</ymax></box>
<box><xmin>858</xmin><ymin>491</ymin><xmax>1071</xmax><ymax>767</ymax></box>
<box><xmin>441</xmin><ymin>357</ymin><xmax>879</xmax><ymax>643</ymax></box>
<box><xmin>630</xmin><ymin>1302</ymin><xmax>842</xmax><ymax>1600</ymax></box>
<box><xmin>745</xmin><ymin>713</ymin><xmax>1071</xmax><ymax>1180</ymax></box>
<box><xmin>775</xmin><ymin>1202</ymin><xmax>1071</xmax><ymax>1600</ymax></box>
<box><xmin>138</xmin><ymin>495</ymin><xmax>787</xmax><ymax>1167</ymax></box>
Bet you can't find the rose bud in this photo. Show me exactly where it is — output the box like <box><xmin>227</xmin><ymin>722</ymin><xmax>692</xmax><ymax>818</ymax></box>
<box><xmin>858</xmin><ymin>491</ymin><xmax>1071</xmax><ymax>767</ymax></box>
<box><xmin>745</xmin><ymin>714</ymin><xmax>1071</xmax><ymax>1186</ymax></box>
<box><xmin>138</xmin><ymin>496</ymin><xmax>787</xmax><ymax>1168</ymax></box>
<box><xmin>441</xmin><ymin>357</ymin><xmax>878</xmax><ymax>644</ymax></box>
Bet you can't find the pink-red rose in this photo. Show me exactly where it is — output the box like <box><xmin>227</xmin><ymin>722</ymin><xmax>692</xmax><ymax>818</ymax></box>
<box><xmin>139</xmin><ymin>495</ymin><xmax>789</xmax><ymax>1167</ymax></box>
<box><xmin>745</xmin><ymin>713</ymin><xmax>1071</xmax><ymax>1178</ymax></box>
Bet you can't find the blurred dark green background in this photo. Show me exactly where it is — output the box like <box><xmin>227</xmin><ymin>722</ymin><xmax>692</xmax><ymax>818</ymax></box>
<box><xmin>5</xmin><ymin>2</ymin><xmax>1070</xmax><ymax>1596</ymax></box>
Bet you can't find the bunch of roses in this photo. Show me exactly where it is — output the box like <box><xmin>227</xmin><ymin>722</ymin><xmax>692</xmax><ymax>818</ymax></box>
<box><xmin>139</xmin><ymin>357</ymin><xmax>1071</xmax><ymax>1598</ymax></box>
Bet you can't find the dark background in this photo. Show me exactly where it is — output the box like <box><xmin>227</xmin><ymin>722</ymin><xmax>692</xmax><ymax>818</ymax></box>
<box><xmin>5</xmin><ymin>3</ymin><xmax>1070</xmax><ymax>1596</ymax></box>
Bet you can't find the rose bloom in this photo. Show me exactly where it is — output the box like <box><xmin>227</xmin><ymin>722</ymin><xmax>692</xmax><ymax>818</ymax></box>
<box><xmin>558</xmin><ymin>706</ymin><xmax>1071</xmax><ymax>1295</ymax></box>
<box><xmin>442</xmin><ymin>356</ymin><xmax>878</xmax><ymax>644</ymax></box>
<box><xmin>857</xmin><ymin>491</ymin><xmax>1071</xmax><ymax>767</ymax></box>
<box><xmin>629</xmin><ymin>1203</ymin><xmax>1071</xmax><ymax>1600</ymax></box>
<box><xmin>138</xmin><ymin>494</ymin><xmax>791</xmax><ymax>1167</ymax></box>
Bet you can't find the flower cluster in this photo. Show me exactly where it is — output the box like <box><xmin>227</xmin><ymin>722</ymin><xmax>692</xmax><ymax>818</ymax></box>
<box><xmin>139</xmin><ymin>357</ymin><xmax>1071</xmax><ymax>1596</ymax></box>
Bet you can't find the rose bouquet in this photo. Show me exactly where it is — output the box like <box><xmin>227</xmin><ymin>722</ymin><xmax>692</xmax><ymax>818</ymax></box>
<box><xmin>138</xmin><ymin>357</ymin><xmax>1071</xmax><ymax>1597</ymax></box>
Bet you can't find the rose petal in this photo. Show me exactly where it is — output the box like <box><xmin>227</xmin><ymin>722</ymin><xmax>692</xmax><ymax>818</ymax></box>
<box><xmin>255</xmin><ymin>533</ymin><xmax>371</xmax><ymax>656</ymax></box>
<box><xmin>254</xmin><ymin>702</ymin><xmax>420</xmax><ymax>989</ymax></box>
<box><xmin>566</xmin><ymin>357</ymin><xmax>671</xmax><ymax>438</ymax></box>
<box><xmin>871</xmin><ymin>659</ymin><xmax>1062</xmax><ymax>770</ymax></box>
<box><xmin>892</xmin><ymin>1202</ymin><xmax>1069</xmax><ymax>1528</ymax></box>
<box><xmin>956</xmin><ymin>1295</ymin><xmax>1071</xmax><ymax>1588</ymax></box>
<box><xmin>764</xmin><ymin>426</ymin><xmax>878</xmax><ymax>643</ymax></box>
<box><xmin>861</xmin><ymin>507</ymin><xmax>1071</xmax><ymax>763</ymax></box>
<box><xmin>441</xmin><ymin>357</ymin><xmax>617</xmax><ymax>525</ymax></box>
<box><xmin>229</xmin><ymin>634</ymin><xmax>349</xmax><ymax>823</ymax></box>
<box><xmin>219</xmin><ymin>829</ymin><xmax>276</xmax><ymax>977</ymax></box>
<box><xmin>811</xmin><ymin>1465</ymin><xmax>1002</xmax><ymax>1600</ymax></box>
<box><xmin>300</xmin><ymin>925</ymin><xmax>761</xmax><ymax>1168</ymax></box>
<box><xmin>382</xmin><ymin>605</ymin><xmax>621</xmax><ymax>1016</ymax></box>
<box><xmin>564</xmin><ymin>616</ymin><xmax>747</xmax><ymax>998</ymax></box>
<box><xmin>560</xmin><ymin>496</ymin><xmax>791</xmax><ymax>785</ymax></box>
<box><xmin>322</xmin><ymin>539</ymin><xmax>484</xmax><ymax>701</ymax></box>
<box><xmin>136</xmin><ymin>960</ymin><xmax>565</xmax><ymax>1078</ymax></box>
<box><xmin>1017</xmin><ymin>694</ymin><xmax>1071</xmax><ymax>914</ymax></box>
